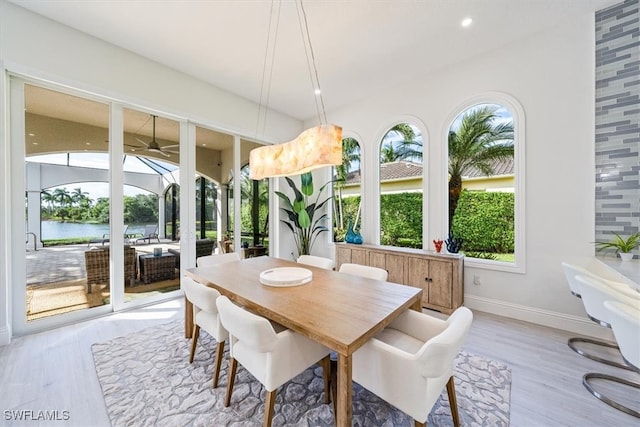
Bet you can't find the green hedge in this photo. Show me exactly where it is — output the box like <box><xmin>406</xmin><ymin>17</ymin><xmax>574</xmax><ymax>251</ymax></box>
<box><xmin>380</xmin><ymin>193</ymin><xmax>422</xmax><ymax>248</ymax></box>
<box><xmin>451</xmin><ymin>191</ymin><xmax>514</xmax><ymax>253</ymax></box>
<box><xmin>334</xmin><ymin>191</ymin><xmax>513</xmax><ymax>253</ymax></box>
<box><xmin>334</xmin><ymin>193</ymin><xmax>423</xmax><ymax>248</ymax></box>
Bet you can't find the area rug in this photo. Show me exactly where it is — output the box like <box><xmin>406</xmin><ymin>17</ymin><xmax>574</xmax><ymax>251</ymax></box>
<box><xmin>92</xmin><ymin>321</ymin><xmax>511</xmax><ymax>426</ymax></box>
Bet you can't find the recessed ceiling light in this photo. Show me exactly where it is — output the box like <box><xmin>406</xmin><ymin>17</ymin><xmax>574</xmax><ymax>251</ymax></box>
<box><xmin>28</xmin><ymin>133</ymin><xmax>35</xmax><ymax>137</ymax></box>
<box><xmin>461</xmin><ymin>17</ymin><xmax>473</xmax><ymax>27</ymax></box>
<box><xmin>32</xmin><ymin>142</ymin><xmax>38</xmax><ymax>145</ymax></box>
<box><xmin>314</xmin><ymin>89</ymin><xmax>321</xmax><ymax>95</ymax></box>
<box><xmin>86</xmin><ymin>142</ymin><xmax>91</xmax><ymax>145</ymax></box>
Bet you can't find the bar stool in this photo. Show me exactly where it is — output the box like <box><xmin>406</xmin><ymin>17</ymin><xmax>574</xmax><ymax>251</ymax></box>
<box><xmin>575</xmin><ymin>274</ymin><xmax>638</xmax><ymax>372</ymax></box>
<box><xmin>562</xmin><ymin>262</ymin><xmax>635</xmax><ymax>369</ymax></box>
<box><xmin>583</xmin><ymin>300</ymin><xmax>639</xmax><ymax>417</ymax></box>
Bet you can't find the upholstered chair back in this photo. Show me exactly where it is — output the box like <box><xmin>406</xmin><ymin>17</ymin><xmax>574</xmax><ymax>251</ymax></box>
<box><xmin>197</xmin><ymin>252</ymin><xmax>241</xmax><ymax>267</ymax></box>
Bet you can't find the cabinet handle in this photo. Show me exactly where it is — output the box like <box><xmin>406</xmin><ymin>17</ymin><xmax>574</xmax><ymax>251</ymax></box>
<box><xmin>425</xmin><ymin>277</ymin><xmax>432</xmax><ymax>282</ymax></box>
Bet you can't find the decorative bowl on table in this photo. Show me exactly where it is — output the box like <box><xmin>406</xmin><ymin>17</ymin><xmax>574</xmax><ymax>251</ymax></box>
<box><xmin>259</xmin><ymin>267</ymin><xmax>312</xmax><ymax>287</ymax></box>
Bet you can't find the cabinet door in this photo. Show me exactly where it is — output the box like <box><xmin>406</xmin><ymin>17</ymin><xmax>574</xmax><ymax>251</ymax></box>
<box><xmin>407</xmin><ymin>257</ymin><xmax>429</xmax><ymax>306</ymax></box>
<box><xmin>428</xmin><ymin>260</ymin><xmax>453</xmax><ymax>309</ymax></box>
<box><xmin>385</xmin><ymin>253</ymin><xmax>405</xmax><ymax>284</ymax></box>
<box><xmin>351</xmin><ymin>248</ymin><xmax>367</xmax><ymax>265</ymax></box>
<box><xmin>335</xmin><ymin>246</ymin><xmax>351</xmax><ymax>270</ymax></box>
<box><xmin>369</xmin><ymin>251</ymin><xmax>386</xmax><ymax>270</ymax></box>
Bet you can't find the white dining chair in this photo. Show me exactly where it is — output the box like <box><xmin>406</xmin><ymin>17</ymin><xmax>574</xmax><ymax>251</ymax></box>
<box><xmin>352</xmin><ymin>307</ymin><xmax>473</xmax><ymax>427</ymax></box>
<box><xmin>216</xmin><ymin>295</ymin><xmax>332</xmax><ymax>427</ymax></box>
<box><xmin>297</xmin><ymin>254</ymin><xmax>334</xmax><ymax>270</ymax></box>
<box><xmin>181</xmin><ymin>276</ymin><xmax>228</xmax><ymax>388</ymax></box>
<box><xmin>196</xmin><ymin>252</ymin><xmax>240</xmax><ymax>267</ymax></box>
<box><xmin>582</xmin><ymin>299</ymin><xmax>640</xmax><ymax>417</ymax></box>
<box><xmin>338</xmin><ymin>263</ymin><xmax>388</xmax><ymax>281</ymax></box>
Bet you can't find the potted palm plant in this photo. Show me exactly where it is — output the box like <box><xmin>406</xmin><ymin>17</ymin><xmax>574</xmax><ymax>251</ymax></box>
<box><xmin>594</xmin><ymin>232</ymin><xmax>639</xmax><ymax>261</ymax></box>
<box><xmin>275</xmin><ymin>172</ymin><xmax>334</xmax><ymax>258</ymax></box>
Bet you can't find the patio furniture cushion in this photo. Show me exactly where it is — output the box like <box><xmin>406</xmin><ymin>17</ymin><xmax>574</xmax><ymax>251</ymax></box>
<box><xmin>168</xmin><ymin>239</ymin><xmax>215</xmax><ymax>270</ymax></box>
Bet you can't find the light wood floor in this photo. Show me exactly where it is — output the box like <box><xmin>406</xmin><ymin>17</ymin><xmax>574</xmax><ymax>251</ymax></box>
<box><xmin>1</xmin><ymin>298</ymin><xmax>638</xmax><ymax>426</ymax></box>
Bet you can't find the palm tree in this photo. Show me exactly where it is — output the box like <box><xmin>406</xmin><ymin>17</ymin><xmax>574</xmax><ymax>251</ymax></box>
<box><xmin>448</xmin><ymin>106</ymin><xmax>514</xmax><ymax>229</ymax></box>
<box><xmin>334</xmin><ymin>138</ymin><xmax>360</xmax><ymax>229</ymax></box>
<box><xmin>41</xmin><ymin>190</ymin><xmax>55</xmax><ymax>215</ymax></box>
<box><xmin>52</xmin><ymin>187</ymin><xmax>72</xmax><ymax>219</ymax></box>
<box><xmin>380</xmin><ymin>123</ymin><xmax>422</xmax><ymax>163</ymax></box>
<box><xmin>71</xmin><ymin>187</ymin><xmax>90</xmax><ymax>208</ymax></box>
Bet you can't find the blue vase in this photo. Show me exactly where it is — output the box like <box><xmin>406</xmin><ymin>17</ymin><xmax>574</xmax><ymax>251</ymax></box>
<box><xmin>353</xmin><ymin>230</ymin><xmax>363</xmax><ymax>244</ymax></box>
<box><xmin>345</xmin><ymin>218</ymin><xmax>356</xmax><ymax>243</ymax></box>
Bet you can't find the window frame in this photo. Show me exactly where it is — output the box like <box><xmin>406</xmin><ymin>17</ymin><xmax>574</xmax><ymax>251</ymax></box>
<box><xmin>444</xmin><ymin>92</ymin><xmax>526</xmax><ymax>274</ymax></box>
<box><xmin>374</xmin><ymin>116</ymin><xmax>429</xmax><ymax>249</ymax></box>
<box><xmin>332</xmin><ymin>133</ymin><xmax>364</xmax><ymax>244</ymax></box>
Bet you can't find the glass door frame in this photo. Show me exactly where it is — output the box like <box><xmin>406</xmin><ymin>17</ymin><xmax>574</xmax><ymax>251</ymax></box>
<box><xmin>9</xmin><ymin>76</ymin><xmax>190</xmax><ymax>335</ymax></box>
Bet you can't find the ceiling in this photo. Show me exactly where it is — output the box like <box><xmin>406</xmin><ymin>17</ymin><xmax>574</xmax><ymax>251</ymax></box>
<box><xmin>11</xmin><ymin>0</ymin><xmax>616</xmax><ymax>123</ymax></box>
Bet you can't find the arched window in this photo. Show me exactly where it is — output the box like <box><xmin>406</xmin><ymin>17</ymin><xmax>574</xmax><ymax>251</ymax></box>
<box><xmin>333</xmin><ymin>137</ymin><xmax>361</xmax><ymax>241</ymax></box>
<box><xmin>379</xmin><ymin>123</ymin><xmax>423</xmax><ymax>248</ymax></box>
<box><xmin>446</xmin><ymin>97</ymin><xmax>525</xmax><ymax>271</ymax></box>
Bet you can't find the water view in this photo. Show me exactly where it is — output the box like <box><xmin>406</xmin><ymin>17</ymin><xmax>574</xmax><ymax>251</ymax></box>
<box><xmin>38</xmin><ymin>221</ymin><xmax>151</xmax><ymax>240</ymax></box>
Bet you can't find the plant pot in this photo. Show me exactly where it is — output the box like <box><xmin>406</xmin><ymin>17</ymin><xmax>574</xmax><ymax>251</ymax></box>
<box><xmin>619</xmin><ymin>252</ymin><xmax>634</xmax><ymax>261</ymax></box>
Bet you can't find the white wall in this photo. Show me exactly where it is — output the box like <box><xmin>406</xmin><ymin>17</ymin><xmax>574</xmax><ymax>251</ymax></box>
<box><xmin>0</xmin><ymin>2</ymin><xmax>302</xmax><ymax>141</ymax></box>
<box><xmin>313</xmin><ymin>12</ymin><xmax>605</xmax><ymax>336</ymax></box>
<box><xmin>0</xmin><ymin>0</ymin><xmax>303</xmax><ymax>343</ymax></box>
<box><xmin>0</xmin><ymin>1</ymin><xmax>611</xmax><ymax>340</ymax></box>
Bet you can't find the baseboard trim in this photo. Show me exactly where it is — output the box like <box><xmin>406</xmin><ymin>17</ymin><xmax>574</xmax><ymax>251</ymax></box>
<box><xmin>464</xmin><ymin>295</ymin><xmax>614</xmax><ymax>341</ymax></box>
<box><xmin>0</xmin><ymin>324</ymin><xmax>11</xmax><ymax>346</ymax></box>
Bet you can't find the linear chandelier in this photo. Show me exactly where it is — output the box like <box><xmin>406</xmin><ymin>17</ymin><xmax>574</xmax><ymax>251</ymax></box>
<box><xmin>249</xmin><ymin>0</ymin><xmax>342</xmax><ymax>180</ymax></box>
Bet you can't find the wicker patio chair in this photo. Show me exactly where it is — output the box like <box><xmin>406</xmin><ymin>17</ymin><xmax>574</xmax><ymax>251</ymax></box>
<box><xmin>85</xmin><ymin>246</ymin><xmax>137</xmax><ymax>293</ymax></box>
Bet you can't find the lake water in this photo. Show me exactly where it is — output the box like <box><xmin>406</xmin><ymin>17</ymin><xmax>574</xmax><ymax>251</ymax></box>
<box><xmin>39</xmin><ymin>221</ymin><xmax>150</xmax><ymax>240</ymax></box>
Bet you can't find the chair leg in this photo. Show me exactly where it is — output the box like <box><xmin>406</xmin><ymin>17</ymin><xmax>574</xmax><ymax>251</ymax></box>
<box><xmin>225</xmin><ymin>357</ymin><xmax>237</xmax><ymax>407</ymax></box>
<box><xmin>568</xmin><ymin>337</ymin><xmax>633</xmax><ymax>371</ymax></box>
<box><xmin>320</xmin><ymin>355</ymin><xmax>331</xmax><ymax>404</ymax></box>
<box><xmin>189</xmin><ymin>325</ymin><xmax>200</xmax><ymax>363</ymax></box>
<box><xmin>583</xmin><ymin>373</ymin><xmax>640</xmax><ymax>418</ymax></box>
<box><xmin>414</xmin><ymin>421</ymin><xmax>426</xmax><ymax>427</ymax></box>
<box><xmin>212</xmin><ymin>340</ymin><xmax>225</xmax><ymax>388</ymax></box>
<box><xmin>446</xmin><ymin>376</ymin><xmax>461</xmax><ymax>427</ymax></box>
<box><xmin>264</xmin><ymin>389</ymin><xmax>277</xmax><ymax>427</ymax></box>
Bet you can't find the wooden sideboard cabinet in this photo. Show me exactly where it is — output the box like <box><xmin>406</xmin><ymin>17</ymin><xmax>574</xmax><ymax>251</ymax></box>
<box><xmin>335</xmin><ymin>243</ymin><xmax>464</xmax><ymax>314</ymax></box>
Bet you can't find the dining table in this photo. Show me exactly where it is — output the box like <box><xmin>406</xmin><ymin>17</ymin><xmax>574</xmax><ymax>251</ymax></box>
<box><xmin>185</xmin><ymin>256</ymin><xmax>423</xmax><ymax>427</ymax></box>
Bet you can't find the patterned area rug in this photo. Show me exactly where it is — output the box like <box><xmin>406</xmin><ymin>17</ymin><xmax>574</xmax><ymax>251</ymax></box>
<box><xmin>92</xmin><ymin>321</ymin><xmax>511</xmax><ymax>426</ymax></box>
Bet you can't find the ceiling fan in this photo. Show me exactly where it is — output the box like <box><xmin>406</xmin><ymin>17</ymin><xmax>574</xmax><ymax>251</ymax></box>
<box><xmin>130</xmin><ymin>115</ymin><xmax>178</xmax><ymax>157</ymax></box>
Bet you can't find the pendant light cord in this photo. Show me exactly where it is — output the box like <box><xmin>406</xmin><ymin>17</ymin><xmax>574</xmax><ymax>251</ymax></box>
<box><xmin>296</xmin><ymin>0</ymin><xmax>327</xmax><ymax>125</ymax></box>
<box><xmin>256</xmin><ymin>0</ymin><xmax>281</xmax><ymax>140</ymax></box>
<box><xmin>256</xmin><ymin>0</ymin><xmax>327</xmax><ymax>139</ymax></box>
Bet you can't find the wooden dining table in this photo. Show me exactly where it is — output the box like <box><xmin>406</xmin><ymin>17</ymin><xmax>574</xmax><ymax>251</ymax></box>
<box><xmin>185</xmin><ymin>256</ymin><xmax>422</xmax><ymax>427</ymax></box>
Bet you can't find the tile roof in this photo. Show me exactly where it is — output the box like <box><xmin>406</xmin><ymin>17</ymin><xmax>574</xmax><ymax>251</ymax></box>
<box><xmin>341</xmin><ymin>158</ymin><xmax>514</xmax><ymax>184</ymax></box>
<box><xmin>462</xmin><ymin>157</ymin><xmax>514</xmax><ymax>178</ymax></box>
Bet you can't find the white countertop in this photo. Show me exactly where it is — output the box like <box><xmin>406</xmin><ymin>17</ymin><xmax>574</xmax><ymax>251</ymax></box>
<box><xmin>595</xmin><ymin>255</ymin><xmax>640</xmax><ymax>287</ymax></box>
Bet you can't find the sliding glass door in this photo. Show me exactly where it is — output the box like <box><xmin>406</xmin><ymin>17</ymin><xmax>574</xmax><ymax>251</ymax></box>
<box><xmin>10</xmin><ymin>75</ymin><xmax>250</xmax><ymax>334</ymax></box>
<box><xmin>18</xmin><ymin>81</ymin><xmax>113</xmax><ymax>329</ymax></box>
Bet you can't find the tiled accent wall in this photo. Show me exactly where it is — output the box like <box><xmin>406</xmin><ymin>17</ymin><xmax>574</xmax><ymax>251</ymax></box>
<box><xmin>595</xmin><ymin>0</ymin><xmax>640</xmax><ymax>258</ymax></box>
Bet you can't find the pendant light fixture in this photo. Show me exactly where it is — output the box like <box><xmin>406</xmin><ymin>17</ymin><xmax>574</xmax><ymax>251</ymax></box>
<box><xmin>249</xmin><ymin>0</ymin><xmax>342</xmax><ymax>180</ymax></box>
